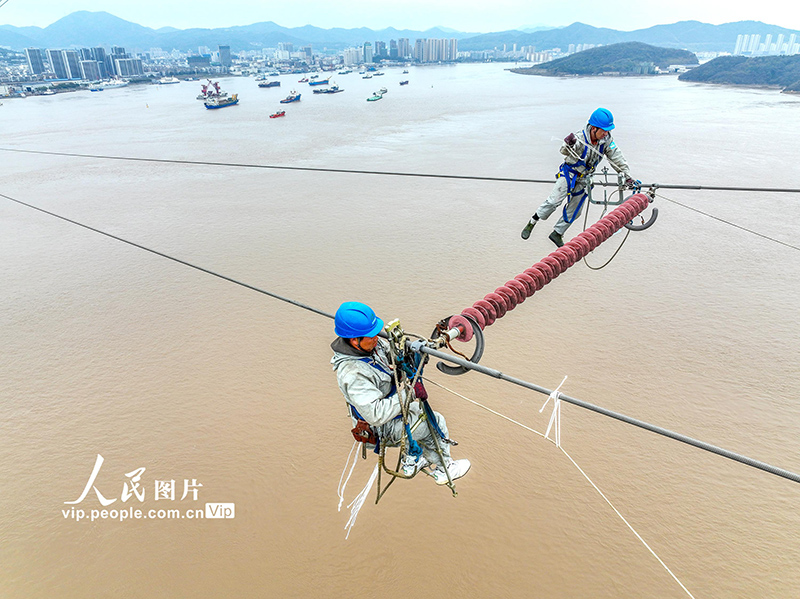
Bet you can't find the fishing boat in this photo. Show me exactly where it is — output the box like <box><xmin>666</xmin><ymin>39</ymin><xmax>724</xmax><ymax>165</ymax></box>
<box><xmin>363</xmin><ymin>74</ymin><xmax>373</xmax><ymax>79</ymax></box>
<box><xmin>280</xmin><ymin>91</ymin><xmax>301</xmax><ymax>103</ymax></box>
<box><xmin>367</xmin><ymin>92</ymin><xmax>383</xmax><ymax>102</ymax></box>
<box><xmin>157</xmin><ymin>76</ymin><xmax>180</xmax><ymax>84</ymax></box>
<box><xmin>374</xmin><ymin>72</ymin><xmax>385</xmax><ymax>76</ymax></box>
<box><xmin>258</xmin><ymin>79</ymin><xmax>281</xmax><ymax>88</ymax></box>
<box><xmin>399</xmin><ymin>80</ymin><xmax>409</xmax><ymax>85</ymax></box>
<box><xmin>269</xmin><ymin>110</ymin><xmax>286</xmax><ymax>118</ymax></box>
<box><xmin>204</xmin><ymin>93</ymin><xmax>239</xmax><ymax>109</ymax></box>
<box><xmin>298</xmin><ymin>77</ymin><xmax>309</xmax><ymax>83</ymax></box>
<box><xmin>402</xmin><ymin>69</ymin><xmax>409</xmax><ymax>74</ymax></box>
<box><xmin>337</xmin><ymin>69</ymin><xmax>352</xmax><ymax>75</ymax></box>
<box><xmin>309</xmin><ymin>78</ymin><xmax>330</xmax><ymax>86</ymax></box>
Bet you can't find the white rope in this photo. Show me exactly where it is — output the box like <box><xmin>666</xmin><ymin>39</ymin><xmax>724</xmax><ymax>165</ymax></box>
<box><xmin>344</xmin><ymin>463</ymin><xmax>379</xmax><ymax>540</ymax></box>
<box><xmin>425</xmin><ymin>377</ymin><xmax>694</xmax><ymax>598</ymax></box>
<box><xmin>540</xmin><ymin>375</ymin><xmax>567</xmax><ymax>448</ymax></box>
<box><xmin>336</xmin><ymin>440</ymin><xmax>359</xmax><ymax>512</ymax></box>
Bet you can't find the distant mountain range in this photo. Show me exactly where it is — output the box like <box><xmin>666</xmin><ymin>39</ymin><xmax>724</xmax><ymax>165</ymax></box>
<box><xmin>458</xmin><ymin>21</ymin><xmax>800</xmax><ymax>53</ymax></box>
<box><xmin>1</xmin><ymin>12</ymin><xmax>798</xmax><ymax>54</ymax></box>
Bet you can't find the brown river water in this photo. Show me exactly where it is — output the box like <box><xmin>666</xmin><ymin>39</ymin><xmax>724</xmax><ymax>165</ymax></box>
<box><xmin>1</xmin><ymin>64</ymin><xmax>799</xmax><ymax>598</ymax></box>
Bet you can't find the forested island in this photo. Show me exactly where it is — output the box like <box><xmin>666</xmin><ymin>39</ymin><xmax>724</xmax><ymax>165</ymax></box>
<box><xmin>511</xmin><ymin>42</ymin><xmax>698</xmax><ymax>77</ymax></box>
<box><xmin>678</xmin><ymin>55</ymin><xmax>800</xmax><ymax>93</ymax></box>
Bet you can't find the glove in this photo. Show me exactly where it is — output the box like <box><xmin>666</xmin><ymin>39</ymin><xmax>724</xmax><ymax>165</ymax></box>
<box><xmin>625</xmin><ymin>177</ymin><xmax>642</xmax><ymax>190</ymax></box>
<box><xmin>564</xmin><ymin>132</ymin><xmax>577</xmax><ymax>146</ymax></box>
<box><xmin>414</xmin><ymin>380</ymin><xmax>428</xmax><ymax>400</ymax></box>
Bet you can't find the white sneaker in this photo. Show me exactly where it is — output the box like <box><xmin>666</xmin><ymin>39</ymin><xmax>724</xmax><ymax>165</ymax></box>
<box><xmin>431</xmin><ymin>459</ymin><xmax>471</xmax><ymax>485</ymax></box>
<box><xmin>402</xmin><ymin>455</ymin><xmax>429</xmax><ymax>476</ymax></box>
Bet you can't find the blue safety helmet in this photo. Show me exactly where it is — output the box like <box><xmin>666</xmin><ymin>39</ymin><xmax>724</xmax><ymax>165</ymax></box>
<box><xmin>334</xmin><ymin>301</ymin><xmax>384</xmax><ymax>338</ymax></box>
<box><xmin>588</xmin><ymin>107</ymin><xmax>615</xmax><ymax>131</ymax></box>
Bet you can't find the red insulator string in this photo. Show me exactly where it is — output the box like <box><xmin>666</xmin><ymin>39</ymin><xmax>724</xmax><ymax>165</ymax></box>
<box><xmin>460</xmin><ymin>194</ymin><xmax>650</xmax><ymax>330</ymax></box>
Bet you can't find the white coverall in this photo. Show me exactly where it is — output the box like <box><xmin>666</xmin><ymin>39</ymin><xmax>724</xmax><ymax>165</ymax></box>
<box><xmin>537</xmin><ymin>126</ymin><xmax>632</xmax><ymax>235</ymax></box>
<box><xmin>330</xmin><ymin>337</ymin><xmax>451</xmax><ymax>468</ymax></box>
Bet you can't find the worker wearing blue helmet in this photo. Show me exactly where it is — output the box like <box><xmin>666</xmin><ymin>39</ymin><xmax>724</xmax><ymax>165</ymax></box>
<box><xmin>330</xmin><ymin>301</ymin><xmax>471</xmax><ymax>485</ymax></box>
<box><xmin>521</xmin><ymin>108</ymin><xmax>639</xmax><ymax>247</ymax></box>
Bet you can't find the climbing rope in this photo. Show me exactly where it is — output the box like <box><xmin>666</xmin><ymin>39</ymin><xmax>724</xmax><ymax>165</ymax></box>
<box><xmin>426</xmin><ymin>377</ymin><xmax>695</xmax><ymax>598</ymax></box>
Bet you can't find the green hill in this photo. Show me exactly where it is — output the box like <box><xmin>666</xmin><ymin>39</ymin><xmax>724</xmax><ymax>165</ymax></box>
<box><xmin>678</xmin><ymin>54</ymin><xmax>800</xmax><ymax>92</ymax></box>
<box><xmin>511</xmin><ymin>42</ymin><xmax>698</xmax><ymax>76</ymax></box>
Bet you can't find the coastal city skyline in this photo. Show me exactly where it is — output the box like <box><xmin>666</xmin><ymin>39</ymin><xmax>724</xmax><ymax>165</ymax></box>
<box><xmin>2</xmin><ymin>0</ymin><xmax>799</xmax><ymax>33</ymax></box>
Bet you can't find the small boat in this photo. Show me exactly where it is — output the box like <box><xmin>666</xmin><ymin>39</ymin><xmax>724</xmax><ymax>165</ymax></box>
<box><xmin>363</xmin><ymin>74</ymin><xmax>372</xmax><ymax>79</ymax></box>
<box><xmin>402</xmin><ymin>70</ymin><xmax>409</xmax><ymax>74</ymax></box>
<box><xmin>258</xmin><ymin>80</ymin><xmax>281</xmax><ymax>88</ymax></box>
<box><xmin>379</xmin><ymin>87</ymin><xmax>387</xmax><ymax>94</ymax></box>
<box><xmin>308</xmin><ymin>78</ymin><xmax>330</xmax><ymax>86</ymax></box>
<box><xmin>399</xmin><ymin>80</ymin><xmax>409</xmax><ymax>85</ymax></box>
<box><xmin>367</xmin><ymin>93</ymin><xmax>383</xmax><ymax>102</ymax></box>
<box><xmin>204</xmin><ymin>93</ymin><xmax>239</xmax><ymax>109</ymax></box>
<box><xmin>102</xmin><ymin>79</ymin><xmax>130</xmax><ymax>89</ymax></box>
<box><xmin>270</xmin><ymin>110</ymin><xmax>286</xmax><ymax>118</ymax></box>
<box><xmin>337</xmin><ymin>69</ymin><xmax>352</xmax><ymax>75</ymax></box>
<box><xmin>309</xmin><ymin>74</ymin><xmax>318</xmax><ymax>79</ymax></box>
<box><xmin>314</xmin><ymin>84</ymin><xmax>344</xmax><ymax>94</ymax></box>
<box><xmin>268</xmin><ymin>71</ymin><xmax>280</xmax><ymax>76</ymax></box>
<box><xmin>157</xmin><ymin>76</ymin><xmax>180</xmax><ymax>84</ymax></box>
<box><xmin>280</xmin><ymin>91</ymin><xmax>301</xmax><ymax>103</ymax></box>
<box><xmin>298</xmin><ymin>77</ymin><xmax>309</xmax><ymax>83</ymax></box>
<box><xmin>374</xmin><ymin>72</ymin><xmax>385</xmax><ymax>76</ymax></box>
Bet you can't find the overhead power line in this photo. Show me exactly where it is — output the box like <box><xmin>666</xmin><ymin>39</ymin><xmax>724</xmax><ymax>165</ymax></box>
<box><xmin>2</xmin><ymin>189</ymin><xmax>798</xmax><ymax>487</ymax></box>
<box><xmin>2</xmin><ymin>147</ymin><xmax>800</xmax><ymax>193</ymax></box>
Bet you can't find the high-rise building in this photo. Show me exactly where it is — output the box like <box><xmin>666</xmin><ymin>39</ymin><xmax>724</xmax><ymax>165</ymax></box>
<box><xmin>413</xmin><ymin>38</ymin><xmax>458</xmax><ymax>63</ymax></box>
<box><xmin>398</xmin><ymin>38</ymin><xmax>411</xmax><ymax>59</ymax></box>
<box><xmin>342</xmin><ymin>47</ymin><xmax>360</xmax><ymax>66</ymax></box>
<box><xmin>80</xmin><ymin>60</ymin><xmax>101</xmax><ymax>81</ymax></box>
<box><xmin>734</xmin><ymin>35</ymin><xmax>744</xmax><ymax>55</ymax></box>
<box><xmin>374</xmin><ymin>41</ymin><xmax>386</xmax><ymax>58</ymax></box>
<box><xmin>748</xmin><ymin>34</ymin><xmax>760</xmax><ymax>53</ymax></box>
<box><xmin>218</xmin><ymin>45</ymin><xmax>232</xmax><ymax>67</ymax></box>
<box><xmin>114</xmin><ymin>58</ymin><xmax>143</xmax><ymax>77</ymax></box>
<box><xmin>277</xmin><ymin>42</ymin><xmax>294</xmax><ymax>53</ymax></box>
<box><xmin>25</xmin><ymin>48</ymin><xmax>46</xmax><ymax>75</ymax></box>
<box><xmin>389</xmin><ymin>39</ymin><xmax>398</xmax><ymax>59</ymax></box>
<box><xmin>63</xmin><ymin>50</ymin><xmax>82</xmax><ymax>79</ymax></box>
<box><xmin>363</xmin><ymin>42</ymin><xmax>373</xmax><ymax>63</ymax></box>
<box><xmin>46</xmin><ymin>49</ymin><xmax>69</xmax><ymax>79</ymax></box>
<box><xmin>301</xmin><ymin>45</ymin><xmax>313</xmax><ymax>59</ymax></box>
<box><xmin>776</xmin><ymin>34</ymin><xmax>785</xmax><ymax>54</ymax></box>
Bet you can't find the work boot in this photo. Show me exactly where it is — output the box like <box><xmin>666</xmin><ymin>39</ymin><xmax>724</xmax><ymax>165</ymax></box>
<box><xmin>520</xmin><ymin>219</ymin><xmax>536</xmax><ymax>240</ymax></box>
<box><xmin>402</xmin><ymin>454</ymin><xmax>429</xmax><ymax>476</ymax></box>
<box><xmin>431</xmin><ymin>458</ymin><xmax>471</xmax><ymax>485</ymax></box>
<box><xmin>548</xmin><ymin>231</ymin><xmax>564</xmax><ymax>247</ymax></box>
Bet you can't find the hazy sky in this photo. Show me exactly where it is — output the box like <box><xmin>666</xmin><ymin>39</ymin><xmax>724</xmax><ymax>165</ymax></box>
<box><xmin>2</xmin><ymin>0</ymin><xmax>799</xmax><ymax>32</ymax></box>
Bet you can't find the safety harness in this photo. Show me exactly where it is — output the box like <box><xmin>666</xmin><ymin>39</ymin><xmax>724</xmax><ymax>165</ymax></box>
<box><xmin>347</xmin><ymin>357</ymin><xmax>396</xmax><ymax>452</ymax></box>
<box><xmin>557</xmin><ymin>130</ymin><xmax>607</xmax><ymax>224</ymax></box>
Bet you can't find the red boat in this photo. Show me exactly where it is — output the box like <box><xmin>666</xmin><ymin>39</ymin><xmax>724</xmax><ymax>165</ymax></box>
<box><xmin>270</xmin><ymin>110</ymin><xmax>286</xmax><ymax>118</ymax></box>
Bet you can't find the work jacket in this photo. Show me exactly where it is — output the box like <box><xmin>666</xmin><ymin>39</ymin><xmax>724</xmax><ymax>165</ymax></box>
<box><xmin>560</xmin><ymin>125</ymin><xmax>631</xmax><ymax>180</ymax></box>
<box><xmin>331</xmin><ymin>337</ymin><xmax>403</xmax><ymax>434</ymax></box>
